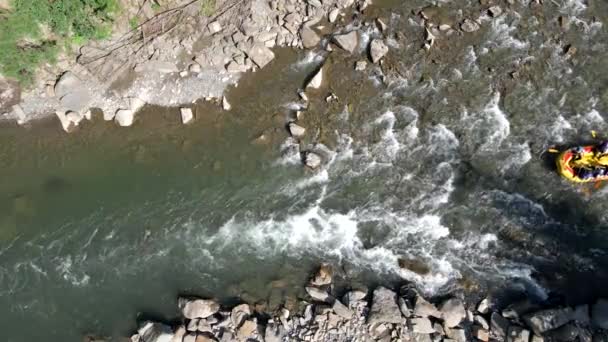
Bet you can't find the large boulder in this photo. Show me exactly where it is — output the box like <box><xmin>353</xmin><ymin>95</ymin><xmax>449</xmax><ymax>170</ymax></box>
<box><xmin>523</xmin><ymin>308</ymin><xmax>573</xmax><ymax>335</ymax></box>
<box><xmin>55</xmin><ymin>72</ymin><xmax>91</xmax><ymax>113</ymax></box>
<box><xmin>248</xmin><ymin>43</ymin><xmax>275</xmax><ymax>68</ymax></box>
<box><xmin>369</xmin><ymin>39</ymin><xmax>389</xmax><ymax>64</ymax></box>
<box><xmin>332</xmin><ymin>31</ymin><xmax>358</xmax><ymax>53</ymax></box>
<box><xmin>115</xmin><ymin>109</ymin><xmax>135</xmax><ymax>127</ymax></box>
<box><xmin>288</xmin><ymin>122</ymin><xmax>306</xmax><ymax>137</ymax></box>
<box><xmin>231</xmin><ymin>303</ymin><xmax>251</xmax><ymax>328</ymax></box>
<box><xmin>304</xmin><ymin>152</ymin><xmax>322</xmax><ymax>169</ymax></box>
<box><xmin>310</xmin><ymin>263</ymin><xmax>332</xmax><ymax>286</ymax></box>
<box><xmin>592</xmin><ymin>299</ymin><xmax>608</xmax><ymax>329</ymax></box>
<box><xmin>179</xmin><ymin>298</ymin><xmax>220</xmax><ymax>319</ymax></box>
<box><xmin>305</xmin><ymin>286</ymin><xmax>330</xmax><ymax>302</ymax></box>
<box><xmin>440</xmin><ymin>298</ymin><xmax>466</xmax><ymax>328</ymax></box>
<box><xmin>300</xmin><ymin>26</ymin><xmax>320</xmax><ymax>49</ymax></box>
<box><xmin>137</xmin><ymin>322</ymin><xmax>174</xmax><ymax>342</ymax></box>
<box><xmin>367</xmin><ymin>287</ymin><xmax>403</xmax><ymax>324</ymax></box>
<box><xmin>332</xmin><ymin>299</ymin><xmax>353</xmax><ymax>319</ymax></box>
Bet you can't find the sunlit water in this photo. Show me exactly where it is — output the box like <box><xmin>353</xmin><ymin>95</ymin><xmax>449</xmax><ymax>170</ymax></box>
<box><xmin>1</xmin><ymin>0</ymin><xmax>608</xmax><ymax>340</ymax></box>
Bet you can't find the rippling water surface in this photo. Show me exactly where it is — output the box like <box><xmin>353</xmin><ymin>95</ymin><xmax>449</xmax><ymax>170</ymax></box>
<box><xmin>1</xmin><ymin>0</ymin><xmax>608</xmax><ymax>340</ymax></box>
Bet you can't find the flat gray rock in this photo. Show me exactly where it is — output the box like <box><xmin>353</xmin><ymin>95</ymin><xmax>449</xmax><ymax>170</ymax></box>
<box><xmin>523</xmin><ymin>308</ymin><xmax>573</xmax><ymax>335</ymax></box>
<box><xmin>368</xmin><ymin>287</ymin><xmax>403</xmax><ymax>325</ymax></box>
<box><xmin>439</xmin><ymin>298</ymin><xmax>466</xmax><ymax>328</ymax></box>
<box><xmin>248</xmin><ymin>43</ymin><xmax>275</xmax><ymax>68</ymax></box>
<box><xmin>332</xmin><ymin>31</ymin><xmax>358</xmax><ymax>53</ymax></box>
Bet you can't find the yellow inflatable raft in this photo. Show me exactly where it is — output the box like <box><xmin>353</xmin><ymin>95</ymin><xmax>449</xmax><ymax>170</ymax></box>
<box><xmin>556</xmin><ymin>144</ymin><xmax>608</xmax><ymax>182</ymax></box>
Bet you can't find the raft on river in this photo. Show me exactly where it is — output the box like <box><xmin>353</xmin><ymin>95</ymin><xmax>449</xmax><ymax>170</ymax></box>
<box><xmin>556</xmin><ymin>142</ymin><xmax>608</xmax><ymax>182</ymax></box>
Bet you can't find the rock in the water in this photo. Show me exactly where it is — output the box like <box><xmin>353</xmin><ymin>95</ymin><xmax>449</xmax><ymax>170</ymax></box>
<box><xmin>333</xmin><ymin>299</ymin><xmax>353</xmax><ymax>319</ymax></box>
<box><xmin>222</xmin><ymin>96</ymin><xmax>231</xmax><ymax>111</ymax></box>
<box><xmin>368</xmin><ymin>287</ymin><xmax>403</xmax><ymax>325</ymax></box>
<box><xmin>310</xmin><ymin>263</ymin><xmax>332</xmax><ymax>286</ymax></box>
<box><xmin>115</xmin><ymin>109</ymin><xmax>134</xmax><ymax>127</ymax></box>
<box><xmin>491</xmin><ymin>312</ymin><xmax>510</xmax><ymax>339</ymax></box>
<box><xmin>592</xmin><ymin>299</ymin><xmax>608</xmax><ymax>329</ymax></box>
<box><xmin>179</xmin><ymin>298</ymin><xmax>220</xmax><ymax>319</ymax></box>
<box><xmin>332</xmin><ymin>31</ymin><xmax>358</xmax><ymax>53</ymax></box>
<box><xmin>344</xmin><ymin>290</ymin><xmax>367</xmax><ymax>306</ymax></box>
<box><xmin>305</xmin><ymin>286</ymin><xmax>330</xmax><ymax>302</ymax></box>
<box><xmin>460</xmin><ymin>19</ymin><xmax>480</xmax><ymax>33</ymax></box>
<box><xmin>306</xmin><ymin>67</ymin><xmax>323</xmax><ymax>89</ymax></box>
<box><xmin>180</xmin><ymin>108</ymin><xmax>194</xmax><ymax>124</ymax></box>
<box><xmin>488</xmin><ymin>5</ymin><xmax>502</xmax><ymax>17</ymax></box>
<box><xmin>288</xmin><ymin>122</ymin><xmax>306</xmax><ymax>137</ymax></box>
<box><xmin>355</xmin><ymin>60</ymin><xmax>367</xmax><ymax>71</ymax></box>
<box><xmin>138</xmin><ymin>322</ymin><xmax>174</xmax><ymax>342</ymax></box>
<box><xmin>523</xmin><ymin>308</ymin><xmax>573</xmax><ymax>335</ymax></box>
<box><xmin>507</xmin><ymin>326</ymin><xmax>531</xmax><ymax>342</ymax></box>
<box><xmin>369</xmin><ymin>39</ymin><xmax>389</xmax><ymax>63</ymax></box>
<box><xmin>208</xmin><ymin>21</ymin><xmax>222</xmax><ymax>33</ymax></box>
<box><xmin>411</xmin><ymin>317</ymin><xmax>434</xmax><ymax>334</ymax></box>
<box><xmin>414</xmin><ymin>296</ymin><xmax>441</xmax><ymax>318</ymax></box>
<box><xmin>304</xmin><ymin>152</ymin><xmax>322</xmax><ymax>169</ymax></box>
<box><xmin>439</xmin><ymin>298</ymin><xmax>466</xmax><ymax>328</ymax></box>
<box><xmin>248</xmin><ymin>43</ymin><xmax>275</xmax><ymax>68</ymax></box>
<box><xmin>300</xmin><ymin>26</ymin><xmax>320</xmax><ymax>49</ymax></box>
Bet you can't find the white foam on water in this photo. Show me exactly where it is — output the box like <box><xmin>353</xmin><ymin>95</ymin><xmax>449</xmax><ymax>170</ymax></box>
<box><xmin>549</xmin><ymin>115</ymin><xmax>573</xmax><ymax>143</ymax></box>
<box><xmin>54</xmin><ymin>255</ymin><xmax>90</xmax><ymax>287</ymax></box>
<box><xmin>294</xmin><ymin>50</ymin><xmax>325</xmax><ymax>68</ymax></box>
<box><xmin>500</xmin><ymin>142</ymin><xmax>532</xmax><ymax>174</ymax></box>
<box><xmin>484</xmin><ymin>15</ymin><xmax>529</xmax><ymax>50</ymax></box>
<box><xmin>373</xmin><ymin>111</ymin><xmax>402</xmax><ymax>161</ymax></box>
<box><xmin>466</xmin><ymin>92</ymin><xmax>511</xmax><ymax>153</ymax></box>
<box><xmin>276</xmin><ymin>137</ymin><xmax>302</xmax><ymax>166</ymax></box>
<box><xmin>558</xmin><ymin>0</ymin><xmax>587</xmax><ymax>15</ymax></box>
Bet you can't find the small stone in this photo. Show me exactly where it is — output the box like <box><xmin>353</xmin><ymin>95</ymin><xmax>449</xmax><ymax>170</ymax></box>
<box><xmin>507</xmin><ymin>325</ymin><xmax>530</xmax><ymax>342</ymax></box>
<box><xmin>179</xmin><ymin>298</ymin><xmax>220</xmax><ymax>319</ymax></box>
<box><xmin>439</xmin><ymin>24</ymin><xmax>452</xmax><ymax>31</ymax></box>
<box><xmin>376</xmin><ymin>18</ymin><xmax>388</xmax><ymax>33</ymax></box>
<box><xmin>222</xmin><ymin>96</ymin><xmax>231</xmax><ymax>111</ymax></box>
<box><xmin>439</xmin><ymin>298</ymin><xmax>466</xmax><ymax>328</ymax></box>
<box><xmin>414</xmin><ymin>296</ymin><xmax>442</xmax><ymax>318</ymax></box>
<box><xmin>332</xmin><ymin>31</ymin><xmax>358</xmax><ymax>53</ymax></box>
<box><xmin>208</xmin><ymin>21</ymin><xmax>222</xmax><ymax>33</ymax></box>
<box><xmin>288</xmin><ymin>122</ymin><xmax>306</xmax><ymax>137</ymax></box>
<box><xmin>477</xmin><ymin>298</ymin><xmax>490</xmax><ymax>314</ymax></box>
<box><xmin>369</xmin><ymin>39</ymin><xmax>389</xmax><ymax>64</ymax></box>
<box><xmin>180</xmin><ymin>107</ymin><xmax>194</xmax><ymax>124</ymax></box>
<box><xmin>304</xmin><ymin>152</ymin><xmax>322</xmax><ymax>169</ymax></box>
<box><xmin>328</xmin><ymin>9</ymin><xmax>340</xmax><ymax>23</ymax></box>
<box><xmin>237</xmin><ymin>320</ymin><xmax>257</xmax><ymax>340</ymax></box>
<box><xmin>189</xmin><ymin>63</ymin><xmax>202</xmax><ymax>73</ymax></box>
<box><xmin>488</xmin><ymin>5</ymin><xmax>502</xmax><ymax>17</ymax></box>
<box><xmin>306</xmin><ymin>67</ymin><xmax>323</xmax><ymax>89</ymax></box>
<box><xmin>333</xmin><ymin>299</ymin><xmax>353</xmax><ymax>319</ymax></box>
<box><xmin>231</xmin><ymin>303</ymin><xmax>251</xmax><ymax>328</ymax></box>
<box><xmin>368</xmin><ymin>287</ymin><xmax>403</xmax><ymax>325</ymax></box>
<box><xmin>298</xmin><ymin>90</ymin><xmax>308</xmax><ymax>102</ymax></box>
<box><xmin>115</xmin><ymin>109</ymin><xmax>134</xmax><ymax>127</ymax></box>
<box><xmin>305</xmin><ymin>286</ymin><xmax>330</xmax><ymax>302</ymax></box>
<box><xmin>411</xmin><ymin>317</ymin><xmax>434</xmax><ymax>334</ymax></box>
<box><xmin>473</xmin><ymin>326</ymin><xmax>490</xmax><ymax>342</ymax></box>
<box><xmin>461</xmin><ymin>19</ymin><xmax>480</xmax><ymax>33</ymax></box>
<box><xmin>355</xmin><ymin>60</ymin><xmax>367</xmax><ymax>71</ymax></box>
<box><xmin>300</xmin><ymin>26</ymin><xmax>320</xmax><ymax>49</ymax></box>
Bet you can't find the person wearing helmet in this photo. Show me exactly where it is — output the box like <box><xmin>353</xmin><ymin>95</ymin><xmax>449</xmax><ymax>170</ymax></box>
<box><xmin>597</xmin><ymin>141</ymin><xmax>608</xmax><ymax>154</ymax></box>
<box><xmin>595</xmin><ymin>141</ymin><xmax>608</xmax><ymax>165</ymax></box>
<box><xmin>577</xmin><ymin>167</ymin><xmax>594</xmax><ymax>180</ymax></box>
<box><xmin>593</xmin><ymin>167</ymin><xmax>607</xmax><ymax>178</ymax></box>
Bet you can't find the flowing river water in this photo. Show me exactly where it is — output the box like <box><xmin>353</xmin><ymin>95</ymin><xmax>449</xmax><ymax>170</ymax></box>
<box><xmin>2</xmin><ymin>0</ymin><xmax>608</xmax><ymax>340</ymax></box>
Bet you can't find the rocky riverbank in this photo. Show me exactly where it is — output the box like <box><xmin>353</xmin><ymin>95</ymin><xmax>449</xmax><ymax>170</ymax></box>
<box><xmin>92</xmin><ymin>264</ymin><xmax>608</xmax><ymax>342</ymax></box>
<box><xmin>0</xmin><ymin>0</ymin><xmax>373</xmax><ymax>131</ymax></box>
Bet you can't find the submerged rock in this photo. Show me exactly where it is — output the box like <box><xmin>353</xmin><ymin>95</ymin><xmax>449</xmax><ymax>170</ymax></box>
<box><xmin>368</xmin><ymin>287</ymin><xmax>403</xmax><ymax>324</ymax></box>
<box><xmin>332</xmin><ymin>31</ymin><xmax>358</xmax><ymax>53</ymax></box>
<box><xmin>306</xmin><ymin>67</ymin><xmax>323</xmax><ymax>89</ymax></box>
<box><xmin>288</xmin><ymin>122</ymin><xmax>306</xmax><ymax>137</ymax></box>
<box><xmin>369</xmin><ymin>39</ymin><xmax>389</xmax><ymax>64</ymax></box>
<box><xmin>304</xmin><ymin>152</ymin><xmax>322</xmax><ymax>169</ymax></box>
<box><xmin>179</xmin><ymin>298</ymin><xmax>220</xmax><ymax>319</ymax></box>
<box><xmin>355</xmin><ymin>60</ymin><xmax>367</xmax><ymax>71</ymax></box>
<box><xmin>523</xmin><ymin>307</ymin><xmax>573</xmax><ymax>335</ymax></box>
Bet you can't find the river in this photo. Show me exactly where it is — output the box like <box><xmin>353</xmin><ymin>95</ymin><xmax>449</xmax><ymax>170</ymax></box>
<box><xmin>1</xmin><ymin>0</ymin><xmax>608</xmax><ymax>341</ymax></box>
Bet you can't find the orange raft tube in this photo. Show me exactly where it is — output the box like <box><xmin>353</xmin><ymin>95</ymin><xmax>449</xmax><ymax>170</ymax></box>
<box><xmin>556</xmin><ymin>144</ymin><xmax>608</xmax><ymax>183</ymax></box>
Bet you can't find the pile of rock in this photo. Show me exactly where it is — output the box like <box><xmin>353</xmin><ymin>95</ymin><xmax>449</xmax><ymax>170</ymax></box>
<box><xmin>124</xmin><ymin>261</ymin><xmax>608</xmax><ymax>342</ymax></box>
